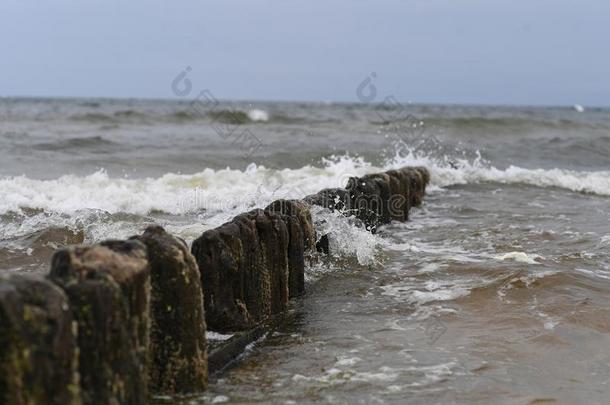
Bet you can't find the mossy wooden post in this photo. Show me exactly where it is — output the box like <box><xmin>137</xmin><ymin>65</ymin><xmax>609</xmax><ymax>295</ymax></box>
<box><xmin>132</xmin><ymin>226</ymin><xmax>208</xmax><ymax>394</ymax></box>
<box><xmin>192</xmin><ymin>221</ymin><xmax>252</xmax><ymax>332</ymax></box>
<box><xmin>265</xmin><ymin>199</ymin><xmax>316</xmax><ymax>298</ymax></box>
<box><xmin>192</xmin><ymin>209</ymin><xmax>292</xmax><ymax>332</ymax></box>
<box><xmin>0</xmin><ymin>275</ymin><xmax>80</xmax><ymax>405</ymax></box>
<box><xmin>49</xmin><ymin>240</ymin><xmax>150</xmax><ymax>405</ymax></box>
<box><xmin>254</xmin><ymin>210</ymin><xmax>290</xmax><ymax>315</ymax></box>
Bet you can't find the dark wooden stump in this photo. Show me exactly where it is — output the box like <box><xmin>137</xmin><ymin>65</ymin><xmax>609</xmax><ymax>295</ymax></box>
<box><xmin>49</xmin><ymin>240</ymin><xmax>150</xmax><ymax>405</ymax></box>
<box><xmin>265</xmin><ymin>199</ymin><xmax>316</xmax><ymax>298</ymax></box>
<box><xmin>132</xmin><ymin>226</ymin><xmax>208</xmax><ymax>394</ymax></box>
<box><xmin>192</xmin><ymin>209</ymin><xmax>291</xmax><ymax>332</ymax></box>
<box><xmin>0</xmin><ymin>275</ymin><xmax>80</xmax><ymax>405</ymax></box>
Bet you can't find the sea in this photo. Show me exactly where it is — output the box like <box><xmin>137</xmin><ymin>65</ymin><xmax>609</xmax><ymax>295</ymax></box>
<box><xmin>1</xmin><ymin>97</ymin><xmax>609</xmax><ymax>404</ymax></box>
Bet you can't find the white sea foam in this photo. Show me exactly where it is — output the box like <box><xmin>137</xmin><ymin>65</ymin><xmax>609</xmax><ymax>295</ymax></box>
<box><xmin>2</xmin><ymin>150</ymin><xmax>609</xmax><ymax>222</ymax></box>
<box><xmin>0</xmin><ymin>155</ymin><xmax>389</xmax><ymax>265</ymax></box>
<box><xmin>388</xmin><ymin>148</ymin><xmax>610</xmax><ymax>196</ymax></box>
<box><xmin>292</xmin><ymin>366</ymin><xmax>399</xmax><ymax>385</ymax></box>
<box><xmin>311</xmin><ymin>205</ymin><xmax>385</xmax><ymax>266</ymax></box>
<box><xmin>2</xmin><ymin>150</ymin><xmax>609</xmax><ymax>267</ymax></box>
<box><xmin>211</xmin><ymin>395</ymin><xmax>230</xmax><ymax>404</ymax></box>
<box><xmin>335</xmin><ymin>357</ymin><xmax>361</xmax><ymax>367</ymax></box>
<box><xmin>380</xmin><ymin>280</ymin><xmax>472</xmax><ymax>305</ymax></box>
<box><xmin>493</xmin><ymin>251</ymin><xmax>542</xmax><ymax>264</ymax></box>
<box><xmin>247</xmin><ymin>109</ymin><xmax>269</xmax><ymax>122</ymax></box>
<box><xmin>0</xmin><ymin>156</ymin><xmax>376</xmax><ymax>218</ymax></box>
<box><xmin>206</xmin><ymin>331</ymin><xmax>234</xmax><ymax>341</ymax></box>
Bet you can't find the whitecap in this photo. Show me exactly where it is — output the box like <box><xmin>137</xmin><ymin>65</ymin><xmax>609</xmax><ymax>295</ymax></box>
<box><xmin>388</xmin><ymin>147</ymin><xmax>610</xmax><ymax>196</ymax></box>
<box><xmin>335</xmin><ymin>357</ymin><xmax>361</xmax><ymax>367</ymax></box>
<box><xmin>0</xmin><ymin>156</ymin><xmax>378</xmax><ymax>219</ymax></box>
<box><xmin>206</xmin><ymin>332</ymin><xmax>234</xmax><ymax>341</ymax></box>
<box><xmin>247</xmin><ymin>109</ymin><xmax>269</xmax><ymax>122</ymax></box>
<box><xmin>494</xmin><ymin>251</ymin><xmax>542</xmax><ymax>264</ymax></box>
<box><xmin>211</xmin><ymin>395</ymin><xmax>230</xmax><ymax>404</ymax></box>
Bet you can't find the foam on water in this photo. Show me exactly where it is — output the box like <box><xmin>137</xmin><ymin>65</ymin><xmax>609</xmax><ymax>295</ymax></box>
<box><xmin>2</xmin><ymin>148</ymin><xmax>609</xmax><ymax>221</ymax></box>
<box><xmin>0</xmin><ymin>156</ymin><xmax>377</xmax><ymax>217</ymax></box>
<box><xmin>206</xmin><ymin>332</ymin><xmax>234</xmax><ymax>342</ymax></box>
<box><xmin>4</xmin><ymin>146</ymin><xmax>608</xmax><ymax>275</ymax></box>
<box><xmin>493</xmin><ymin>251</ymin><xmax>542</xmax><ymax>264</ymax></box>
<box><xmin>380</xmin><ymin>279</ymin><xmax>473</xmax><ymax>306</ymax></box>
<box><xmin>310</xmin><ymin>205</ymin><xmax>385</xmax><ymax>266</ymax></box>
<box><xmin>246</xmin><ymin>109</ymin><xmax>269</xmax><ymax>122</ymax></box>
<box><xmin>0</xmin><ymin>155</ymin><xmax>386</xmax><ymax>266</ymax></box>
<box><xmin>1</xmin><ymin>147</ymin><xmax>609</xmax><ymax>271</ymax></box>
<box><xmin>388</xmin><ymin>147</ymin><xmax>610</xmax><ymax>195</ymax></box>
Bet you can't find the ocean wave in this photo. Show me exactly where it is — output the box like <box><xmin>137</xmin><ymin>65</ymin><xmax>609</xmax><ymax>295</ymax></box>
<box><xmin>0</xmin><ymin>156</ymin><xmax>376</xmax><ymax>217</ymax></box>
<box><xmin>67</xmin><ymin>107</ymin><xmax>318</xmax><ymax>125</ymax></box>
<box><xmin>493</xmin><ymin>251</ymin><xmax>543</xmax><ymax>264</ymax></box>
<box><xmin>168</xmin><ymin>109</ymin><xmax>270</xmax><ymax>123</ymax></box>
<box><xmin>0</xmin><ymin>156</ymin><xmax>386</xmax><ymax>266</ymax></box>
<box><xmin>247</xmin><ymin>109</ymin><xmax>269</xmax><ymax>122</ymax></box>
<box><xmin>31</xmin><ymin>136</ymin><xmax>117</xmax><ymax>151</ymax></box>
<box><xmin>373</xmin><ymin>115</ymin><xmax>610</xmax><ymax>132</ymax></box>
<box><xmin>381</xmin><ymin>282</ymin><xmax>471</xmax><ymax>305</ymax></box>
<box><xmin>69</xmin><ymin>110</ymin><xmax>151</xmax><ymax>123</ymax></box>
<box><xmin>207</xmin><ymin>109</ymin><xmax>270</xmax><ymax>124</ymax></box>
<box><xmin>2</xmin><ymin>150</ymin><xmax>608</xmax><ymax>281</ymax></box>
<box><xmin>69</xmin><ymin>112</ymin><xmax>115</xmax><ymax>123</ymax></box>
<box><xmin>1</xmin><ymin>150</ymin><xmax>608</xmax><ymax>223</ymax></box>
<box><xmin>388</xmin><ymin>148</ymin><xmax>610</xmax><ymax>196</ymax></box>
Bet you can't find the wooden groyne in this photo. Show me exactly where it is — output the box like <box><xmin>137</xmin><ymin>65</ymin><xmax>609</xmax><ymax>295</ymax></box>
<box><xmin>0</xmin><ymin>166</ymin><xmax>429</xmax><ymax>403</ymax></box>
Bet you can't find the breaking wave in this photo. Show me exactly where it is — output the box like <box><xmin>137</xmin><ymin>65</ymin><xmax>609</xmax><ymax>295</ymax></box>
<box><xmin>388</xmin><ymin>147</ymin><xmax>610</xmax><ymax>196</ymax></box>
<box><xmin>0</xmin><ymin>156</ymin><xmax>373</xmax><ymax>218</ymax></box>
<box><xmin>1</xmin><ymin>147</ymin><xmax>609</xmax><ymax>221</ymax></box>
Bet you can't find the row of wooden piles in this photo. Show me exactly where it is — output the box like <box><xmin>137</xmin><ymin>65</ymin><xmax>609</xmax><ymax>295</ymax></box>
<box><xmin>0</xmin><ymin>166</ymin><xmax>429</xmax><ymax>404</ymax></box>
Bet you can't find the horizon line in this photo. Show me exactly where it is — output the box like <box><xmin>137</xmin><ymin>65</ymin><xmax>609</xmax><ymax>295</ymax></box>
<box><xmin>0</xmin><ymin>94</ymin><xmax>606</xmax><ymax>110</ymax></box>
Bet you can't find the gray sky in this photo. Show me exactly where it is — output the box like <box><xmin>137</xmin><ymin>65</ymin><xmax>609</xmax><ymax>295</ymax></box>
<box><xmin>1</xmin><ymin>0</ymin><xmax>608</xmax><ymax>106</ymax></box>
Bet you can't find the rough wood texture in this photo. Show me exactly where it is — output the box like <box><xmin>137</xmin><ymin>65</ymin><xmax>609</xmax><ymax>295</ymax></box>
<box><xmin>265</xmin><ymin>199</ymin><xmax>316</xmax><ymax>298</ymax></box>
<box><xmin>132</xmin><ymin>226</ymin><xmax>208</xmax><ymax>394</ymax></box>
<box><xmin>49</xmin><ymin>240</ymin><xmax>150</xmax><ymax>405</ymax></box>
<box><xmin>192</xmin><ymin>209</ymin><xmax>291</xmax><ymax>332</ymax></box>
<box><xmin>0</xmin><ymin>275</ymin><xmax>80</xmax><ymax>405</ymax></box>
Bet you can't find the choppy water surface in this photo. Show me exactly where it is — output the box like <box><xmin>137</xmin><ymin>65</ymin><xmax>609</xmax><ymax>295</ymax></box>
<box><xmin>1</xmin><ymin>98</ymin><xmax>609</xmax><ymax>404</ymax></box>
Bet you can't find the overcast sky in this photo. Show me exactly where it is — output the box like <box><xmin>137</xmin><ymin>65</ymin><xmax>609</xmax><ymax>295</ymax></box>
<box><xmin>1</xmin><ymin>0</ymin><xmax>608</xmax><ymax>106</ymax></box>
